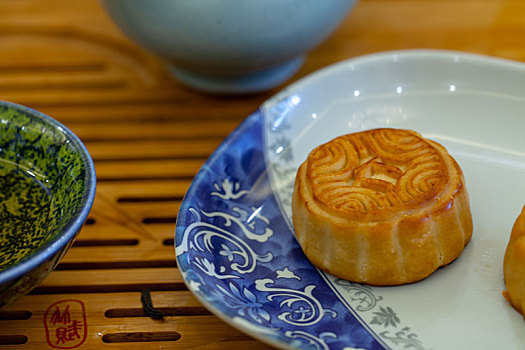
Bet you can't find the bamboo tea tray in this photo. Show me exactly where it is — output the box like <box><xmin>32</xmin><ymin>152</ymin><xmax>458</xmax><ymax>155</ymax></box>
<box><xmin>2</xmin><ymin>0</ymin><xmax>525</xmax><ymax>348</ymax></box>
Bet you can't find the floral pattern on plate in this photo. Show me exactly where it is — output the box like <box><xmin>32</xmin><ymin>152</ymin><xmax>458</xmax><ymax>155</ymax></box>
<box><xmin>175</xmin><ymin>110</ymin><xmax>428</xmax><ymax>350</ymax></box>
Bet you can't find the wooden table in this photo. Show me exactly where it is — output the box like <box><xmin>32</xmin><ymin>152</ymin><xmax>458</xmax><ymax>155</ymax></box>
<box><xmin>1</xmin><ymin>0</ymin><xmax>524</xmax><ymax>348</ymax></box>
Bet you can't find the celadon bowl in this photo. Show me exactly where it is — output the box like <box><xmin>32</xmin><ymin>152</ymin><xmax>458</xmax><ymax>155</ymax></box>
<box><xmin>101</xmin><ymin>0</ymin><xmax>357</xmax><ymax>94</ymax></box>
<box><xmin>0</xmin><ymin>101</ymin><xmax>96</xmax><ymax>308</ymax></box>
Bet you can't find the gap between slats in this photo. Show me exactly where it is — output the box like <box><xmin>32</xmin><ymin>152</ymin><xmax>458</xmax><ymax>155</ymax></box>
<box><xmin>102</xmin><ymin>332</ymin><xmax>181</xmax><ymax>343</ymax></box>
<box><xmin>0</xmin><ymin>311</ymin><xmax>32</xmax><ymax>320</ymax></box>
<box><xmin>104</xmin><ymin>306</ymin><xmax>211</xmax><ymax>318</ymax></box>
<box><xmin>0</xmin><ymin>335</ymin><xmax>28</xmax><ymax>345</ymax></box>
<box><xmin>55</xmin><ymin>260</ymin><xmax>177</xmax><ymax>271</ymax></box>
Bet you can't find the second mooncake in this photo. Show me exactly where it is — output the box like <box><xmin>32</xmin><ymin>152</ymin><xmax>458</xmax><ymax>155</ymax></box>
<box><xmin>503</xmin><ymin>205</ymin><xmax>525</xmax><ymax>317</ymax></box>
<box><xmin>292</xmin><ymin>128</ymin><xmax>473</xmax><ymax>285</ymax></box>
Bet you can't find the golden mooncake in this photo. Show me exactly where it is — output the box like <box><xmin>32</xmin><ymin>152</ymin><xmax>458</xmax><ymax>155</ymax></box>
<box><xmin>292</xmin><ymin>128</ymin><xmax>473</xmax><ymax>285</ymax></box>
<box><xmin>504</xmin><ymin>206</ymin><xmax>525</xmax><ymax>317</ymax></box>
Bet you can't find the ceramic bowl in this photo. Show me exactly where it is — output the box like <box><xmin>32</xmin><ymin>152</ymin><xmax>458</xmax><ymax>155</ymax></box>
<box><xmin>101</xmin><ymin>0</ymin><xmax>357</xmax><ymax>94</ymax></box>
<box><xmin>0</xmin><ymin>101</ymin><xmax>96</xmax><ymax>308</ymax></box>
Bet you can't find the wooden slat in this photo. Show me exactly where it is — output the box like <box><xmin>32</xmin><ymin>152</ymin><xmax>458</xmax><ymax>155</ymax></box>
<box><xmin>0</xmin><ymin>74</ymin><xmax>126</xmax><ymax>91</ymax></box>
<box><xmin>37</xmin><ymin>268</ymin><xmax>183</xmax><ymax>290</ymax></box>
<box><xmin>4</xmin><ymin>291</ymin><xmax>205</xmax><ymax>316</ymax></box>
<box><xmin>61</xmin><ymin>243</ymin><xmax>175</xmax><ymax>265</ymax></box>
<box><xmin>68</xmin><ymin>120</ymin><xmax>239</xmax><ymax>141</ymax></box>
<box><xmin>77</xmin><ymin>224</ymin><xmax>174</xmax><ymax>243</ymax></box>
<box><xmin>0</xmin><ymin>292</ymin><xmax>271</xmax><ymax>349</ymax></box>
<box><xmin>34</xmin><ymin>103</ymin><xmax>260</xmax><ymax>123</ymax></box>
<box><xmin>3</xmin><ymin>89</ymin><xmax>196</xmax><ymax>108</ymax></box>
<box><xmin>115</xmin><ymin>201</ymin><xmax>180</xmax><ymax>221</ymax></box>
<box><xmin>86</xmin><ymin>139</ymin><xmax>221</xmax><ymax>160</ymax></box>
<box><xmin>96</xmin><ymin>180</ymin><xmax>192</xmax><ymax>199</ymax></box>
<box><xmin>94</xmin><ymin>159</ymin><xmax>204</xmax><ymax>180</ymax></box>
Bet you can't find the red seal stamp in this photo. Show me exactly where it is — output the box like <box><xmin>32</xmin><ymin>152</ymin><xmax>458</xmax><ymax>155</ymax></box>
<box><xmin>44</xmin><ymin>300</ymin><xmax>87</xmax><ymax>349</ymax></box>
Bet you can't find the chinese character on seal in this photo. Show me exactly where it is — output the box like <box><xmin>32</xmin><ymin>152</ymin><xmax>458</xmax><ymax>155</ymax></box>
<box><xmin>44</xmin><ymin>300</ymin><xmax>87</xmax><ymax>349</ymax></box>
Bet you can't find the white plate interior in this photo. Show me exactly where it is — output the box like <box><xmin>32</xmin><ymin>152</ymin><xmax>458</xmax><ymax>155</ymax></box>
<box><xmin>263</xmin><ymin>50</ymin><xmax>525</xmax><ymax>349</ymax></box>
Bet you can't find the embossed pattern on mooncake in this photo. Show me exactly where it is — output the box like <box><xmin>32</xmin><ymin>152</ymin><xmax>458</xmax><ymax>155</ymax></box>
<box><xmin>292</xmin><ymin>128</ymin><xmax>473</xmax><ymax>286</ymax></box>
<box><xmin>307</xmin><ymin>128</ymin><xmax>446</xmax><ymax>219</ymax></box>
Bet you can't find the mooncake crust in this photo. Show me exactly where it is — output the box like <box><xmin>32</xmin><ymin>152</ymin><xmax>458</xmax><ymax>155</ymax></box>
<box><xmin>292</xmin><ymin>128</ymin><xmax>473</xmax><ymax>285</ymax></box>
<box><xmin>504</xmin><ymin>206</ymin><xmax>525</xmax><ymax>317</ymax></box>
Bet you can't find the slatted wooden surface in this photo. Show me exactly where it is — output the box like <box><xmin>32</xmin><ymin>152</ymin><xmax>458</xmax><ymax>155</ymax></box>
<box><xmin>1</xmin><ymin>0</ymin><xmax>525</xmax><ymax>348</ymax></box>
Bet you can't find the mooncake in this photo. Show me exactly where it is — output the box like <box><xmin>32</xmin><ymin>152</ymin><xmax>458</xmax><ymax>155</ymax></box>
<box><xmin>504</xmin><ymin>206</ymin><xmax>525</xmax><ymax>317</ymax></box>
<box><xmin>292</xmin><ymin>128</ymin><xmax>473</xmax><ymax>285</ymax></box>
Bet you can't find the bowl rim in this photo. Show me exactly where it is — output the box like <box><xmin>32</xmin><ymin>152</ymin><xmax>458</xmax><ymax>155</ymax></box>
<box><xmin>0</xmin><ymin>100</ymin><xmax>97</xmax><ymax>285</ymax></box>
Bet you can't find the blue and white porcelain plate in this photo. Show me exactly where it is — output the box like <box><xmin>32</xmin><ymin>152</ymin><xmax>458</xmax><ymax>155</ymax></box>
<box><xmin>175</xmin><ymin>50</ymin><xmax>525</xmax><ymax>349</ymax></box>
